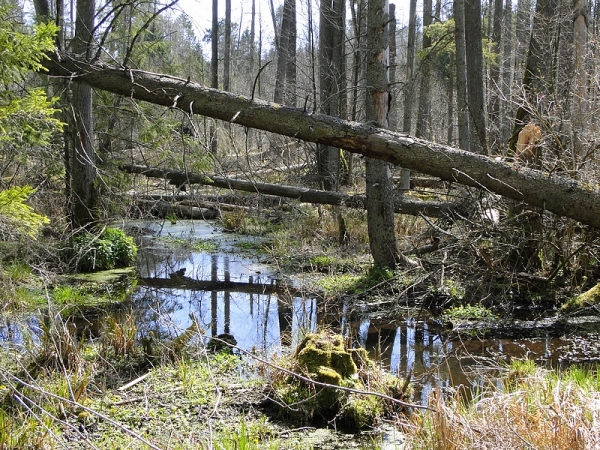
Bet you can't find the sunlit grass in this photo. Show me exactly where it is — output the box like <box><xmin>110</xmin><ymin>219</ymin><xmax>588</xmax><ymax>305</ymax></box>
<box><xmin>408</xmin><ymin>363</ymin><xmax>600</xmax><ymax>449</ymax></box>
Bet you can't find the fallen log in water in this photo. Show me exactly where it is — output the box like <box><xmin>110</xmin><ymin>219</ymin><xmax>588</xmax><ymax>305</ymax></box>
<box><xmin>137</xmin><ymin>199</ymin><xmax>220</xmax><ymax>220</ymax></box>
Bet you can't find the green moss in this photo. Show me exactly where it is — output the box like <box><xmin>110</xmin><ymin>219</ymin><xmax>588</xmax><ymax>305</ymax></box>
<box><xmin>295</xmin><ymin>332</ymin><xmax>357</xmax><ymax>382</ymax></box>
<box><xmin>561</xmin><ymin>283</ymin><xmax>600</xmax><ymax>312</ymax></box>
<box><xmin>340</xmin><ymin>393</ymin><xmax>383</xmax><ymax>430</ymax></box>
<box><xmin>270</xmin><ymin>330</ymin><xmax>410</xmax><ymax>431</ymax></box>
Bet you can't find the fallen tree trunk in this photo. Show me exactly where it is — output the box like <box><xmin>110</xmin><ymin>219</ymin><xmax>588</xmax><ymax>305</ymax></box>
<box><xmin>138</xmin><ymin>199</ymin><xmax>220</xmax><ymax>220</ymax></box>
<box><xmin>44</xmin><ymin>53</ymin><xmax>600</xmax><ymax>227</ymax></box>
<box><xmin>121</xmin><ymin>164</ymin><xmax>457</xmax><ymax>217</ymax></box>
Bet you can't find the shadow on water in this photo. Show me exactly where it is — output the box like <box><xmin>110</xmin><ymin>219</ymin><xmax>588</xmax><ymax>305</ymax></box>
<box><xmin>2</xmin><ymin>220</ymin><xmax>600</xmax><ymax>406</ymax></box>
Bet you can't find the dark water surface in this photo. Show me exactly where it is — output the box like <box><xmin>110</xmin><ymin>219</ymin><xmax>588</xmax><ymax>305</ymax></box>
<box><xmin>2</xmin><ymin>220</ymin><xmax>599</xmax><ymax>406</ymax></box>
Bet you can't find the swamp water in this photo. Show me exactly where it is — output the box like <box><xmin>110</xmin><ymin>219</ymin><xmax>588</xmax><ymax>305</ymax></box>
<box><xmin>3</xmin><ymin>220</ymin><xmax>600</xmax><ymax>407</ymax></box>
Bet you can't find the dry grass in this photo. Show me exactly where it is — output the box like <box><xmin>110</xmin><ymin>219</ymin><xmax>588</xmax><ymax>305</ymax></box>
<box><xmin>408</xmin><ymin>365</ymin><xmax>600</xmax><ymax>450</ymax></box>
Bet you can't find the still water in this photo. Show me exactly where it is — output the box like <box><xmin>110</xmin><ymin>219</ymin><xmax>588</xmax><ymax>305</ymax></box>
<box><xmin>2</xmin><ymin>220</ymin><xmax>599</xmax><ymax>405</ymax></box>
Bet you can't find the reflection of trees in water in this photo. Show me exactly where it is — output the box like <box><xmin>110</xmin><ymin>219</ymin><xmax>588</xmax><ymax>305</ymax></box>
<box><xmin>131</xmin><ymin>287</ymin><xmax>184</xmax><ymax>340</ymax></box>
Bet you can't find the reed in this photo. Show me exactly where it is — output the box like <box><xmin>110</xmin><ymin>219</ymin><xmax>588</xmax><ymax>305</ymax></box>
<box><xmin>408</xmin><ymin>363</ymin><xmax>600</xmax><ymax>449</ymax></box>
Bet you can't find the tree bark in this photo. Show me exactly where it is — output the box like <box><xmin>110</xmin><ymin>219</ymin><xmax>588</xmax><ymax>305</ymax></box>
<box><xmin>317</xmin><ymin>0</ymin><xmax>345</xmax><ymax>190</ymax></box>
<box><xmin>489</xmin><ymin>0</ymin><xmax>503</xmax><ymax>136</ymax></box>
<box><xmin>454</xmin><ymin>0</ymin><xmax>470</xmax><ymax>151</ymax></box>
<box><xmin>284</xmin><ymin>0</ymin><xmax>297</xmax><ymax>107</ymax></box>
<box><xmin>70</xmin><ymin>0</ymin><xmax>96</xmax><ymax>229</ymax></box>
<box><xmin>365</xmin><ymin>0</ymin><xmax>402</xmax><ymax>268</ymax></box>
<box><xmin>572</xmin><ymin>0</ymin><xmax>588</xmax><ymax>169</ymax></box>
<box><xmin>210</xmin><ymin>0</ymin><xmax>218</xmax><ymax>155</ymax></box>
<box><xmin>223</xmin><ymin>0</ymin><xmax>231</xmax><ymax>92</ymax></box>
<box><xmin>120</xmin><ymin>164</ymin><xmax>457</xmax><ymax>217</ymax></box>
<box><xmin>42</xmin><ymin>54</ymin><xmax>600</xmax><ymax>228</ymax></box>
<box><xmin>464</xmin><ymin>0</ymin><xmax>488</xmax><ymax>154</ymax></box>
<box><xmin>402</xmin><ymin>0</ymin><xmax>417</xmax><ymax>134</ymax></box>
<box><xmin>416</xmin><ymin>0</ymin><xmax>432</xmax><ymax>139</ymax></box>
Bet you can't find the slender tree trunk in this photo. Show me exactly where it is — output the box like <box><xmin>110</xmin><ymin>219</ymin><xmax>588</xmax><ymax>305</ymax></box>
<box><xmin>317</xmin><ymin>0</ymin><xmax>345</xmax><ymax>190</ymax></box>
<box><xmin>454</xmin><ymin>0</ymin><xmax>470</xmax><ymax>151</ymax></box>
<box><xmin>464</xmin><ymin>0</ymin><xmax>488</xmax><ymax>154</ymax></box>
<box><xmin>416</xmin><ymin>0</ymin><xmax>433</xmax><ymax>139</ymax></box>
<box><xmin>572</xmin><ymin>0</ymin><xmax>588</xmax><ymax>170</ymax></box>
<box><xmin>389</xmin><ymin>3</ymin><xmax>410</xmax><ymax>189</ymax></box>
<box><xmin>284</xmin><ymin>0</ymin><xmax>297</xmax><ymax>106</ymax></box>
<box><xmin>515</xmin><ymin>0</ymin><xmax>532</xmax><ymax>81</ymax></box>
<box><xmin>274</xmin><ymin>0</ymin><xmax>293</xmax><ymax>104</ymax></box>
<box><xmin>402</xmin><ymin>0</ymin><xmax>417</xmax><ymax>134</ymax></box>
<box><xmin>249</xmin><ymin>0</ymin><xmax>256</xmax><ymax>78</ymax></box>
<box><xmin>500</xmin><ymin>0</ymin><xmax>513</xmax><ymax>142</ymax></box>
<box><xmin>489</xmin><ymin>0</ymin><xmax>503</xmax><ymax>143</ymax></box>
<box><xmin>447</xmin><ymin>54</ymin><xmax>455</xmax><ymax>145</ymax></box>
<box><xmin>210</xmin><ymin>0</ymin><xmax>218</xmax><ymax>155</ymax></box>
<box><xmin>223</xmin><ymin>0</ymin><xmax>231</xmax><ymax>92</ymax></box>
<box><xmin>348</xmin><ymin>0</ymin><xmax>367</xmax><ymax>181</ymax></box>
<box><xmin>70</xmin><ymin>0</ymin><xmax>96</xmax><ymax>229</ymax></box>
<box><xmin>365</xmin><ymin>0</ymin><xmax>401</xmax><ymax>268</ymax></box>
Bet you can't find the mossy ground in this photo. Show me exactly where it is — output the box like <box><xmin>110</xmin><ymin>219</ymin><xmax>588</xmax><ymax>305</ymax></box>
<box><xmin>0</xmin><ymin>328</ymin><xmax>401</xmax><ymax>449</ymax></box>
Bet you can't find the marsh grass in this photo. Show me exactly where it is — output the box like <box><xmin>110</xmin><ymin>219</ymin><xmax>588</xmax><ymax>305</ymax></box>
<box><xmin>408</xmin><ymin>363</ymin><xmax>600</xmax><ymax>449</ymax></box>
<box><xmin>101</xmin><ymin>313</ymin><xmax>138</xmax><ymax>357</ymax></box>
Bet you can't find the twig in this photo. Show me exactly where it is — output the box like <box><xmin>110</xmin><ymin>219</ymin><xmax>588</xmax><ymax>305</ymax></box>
<box><xmin>117</xmin><ymin>372</ymin><xmax>150</xmax><ymax>391</ymax></box>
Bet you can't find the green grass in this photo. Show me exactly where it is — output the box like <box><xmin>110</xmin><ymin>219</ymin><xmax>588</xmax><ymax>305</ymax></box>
<box><xmin>443</xmin><ymin>304</ymin><xmax>497</xmax><ymax>321</ymax></box>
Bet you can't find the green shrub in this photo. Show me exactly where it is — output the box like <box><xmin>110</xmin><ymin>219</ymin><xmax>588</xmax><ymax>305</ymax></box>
<box><xmin>73</xmin><ymin>227</ymin><xmax>137</xmax><ymax>272</ymax></box>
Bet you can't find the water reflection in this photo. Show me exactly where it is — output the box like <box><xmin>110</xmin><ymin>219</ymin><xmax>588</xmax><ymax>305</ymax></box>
<box><xmin>2</xmin><ymin>220</ymin><xmax>599</xmax><ymax>406</ymax></box>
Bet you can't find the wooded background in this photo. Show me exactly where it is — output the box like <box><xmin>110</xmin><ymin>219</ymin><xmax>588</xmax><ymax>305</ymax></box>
<box><xmin>2</xmin><ymin>0</ymin><xmax>599</xmax><ymax>285</ymax></box>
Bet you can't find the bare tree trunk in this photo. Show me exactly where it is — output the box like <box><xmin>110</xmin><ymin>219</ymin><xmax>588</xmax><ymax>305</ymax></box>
<box><xmin>416</xmin><ymin>0</ymin><xmax>433</xmax><ymax>139</ymax></box>
<box><xmin>572</xmin><ymin>0</ymin><xmax>588</xmax><ymax>170</ymax></box>
<box><xmin>317</xmin><ymin>0</ymin><xmax>345</xmax><ymax>190</ymax></box>
<box><xmin>70</xmin><ymin>0</ymin><xmax>96</xmax><ymax>229</ymax></box>
<box><xmin>284</xmin><ymin>0</ymin><xmax>297</xmax><ymax>106</ymax></box>
<box><xmin>447</xmin><ymin>53</ymin><xmax>455</xmax><ymax>145</ymax></box>
<box><xmin>454</xmin><ymin>0</ymin><xmax>470</xmax><ymax>151</ymax></box>
<box><xmin>402</xmin><ymin>0</ymin><xmax>417</xmax><ymax>134</ymax></box>
<box><xmin>348</xmin><ymin>0</ymin><xmax>367</xmax><ymax>181</ymax></box>
<box><xmin>389</xmin><ymin>3</ymin><xmax>410</xmax><ymax>190</ymax></box>
<box><xmin>42</xmin><ymin>54</ymin><xmax>600</xmax><ymax>229</ymax></box>
<box><xmin>464</xmin><ymin>0</ymin><xmax>488</xmax><ymax>154</ymax></box>
<box><xmin>500</xmin><ymin>0</ymin><xmax>513</xmax><ymax>142</ymax></box>
<box><xmin>489</xmin><ymin>0</ymin><xmax>503</xmax><ymax>144</ymax></box>
<box><xmin>274</xmin><ymin>0</ymin><xmax>295</xmax><ymax>104</ymax></box>
<box><xmin>223</xmin><ymin>0</ymin><xmax>231</xmax><ymax>92</ymax></box>
<box><xmin>210</xmin><ymin>0</ymin><xmax>219</xmax><ymax>155</ymax></box>
<box><xmin>365</xmin><ymin>0</ymin><xmax>403</xmax><ymax>268</ymax></box>
<box><xmin>249</xmin><ymin>0</ymin><xmax>256</xmax><ymax>78</ymax></box>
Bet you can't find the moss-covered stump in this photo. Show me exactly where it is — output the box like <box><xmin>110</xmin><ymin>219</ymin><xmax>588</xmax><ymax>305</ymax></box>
<box><xmin>561</xmin><ymin>283</ymin><xmax>600</xmax><ymax>313</ymax></box>
<box><xmin>270</xmin><ymin>330</ymin><xmax>409</xmax><ymax>432</ymax></box>
<box><xmin>294</xmin><ymin>332</ymin><xmax>357</xmax><ymax>384</ymax></box>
